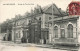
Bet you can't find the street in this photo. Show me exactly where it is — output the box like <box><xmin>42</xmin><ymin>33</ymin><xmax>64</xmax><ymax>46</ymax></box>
<box><xmin>0</xmin><ymin>40</ymin><xmax>79</xmax><ymax>51</ymax></box>
<box><xmin>0</xmin><ymin>44</ymin><xmax>66</xmax><ymax>51</ymax></box>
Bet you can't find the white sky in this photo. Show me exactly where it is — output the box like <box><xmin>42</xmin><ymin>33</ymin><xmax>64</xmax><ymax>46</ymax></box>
<box><xmin>0</xmin><ymin>0</ymin><xmax>79</xmax><ymax>23</ymax></box>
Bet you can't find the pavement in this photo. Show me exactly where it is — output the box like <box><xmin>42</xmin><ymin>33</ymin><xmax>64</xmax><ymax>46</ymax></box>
<box><xmin>0</xmin><ymin>44</ymin><xmax>67</xmax><ymax>51</ymax></box>
<box><xmin>0</xmin><ymin>40</ymin><xmax>68</xmax><ymax>51</ymax></box>
<box><xmin>0</xmin><ymin>41</ymin><xmax>52</xmax><ymax>48</ymax></box>
<box><xmin>0</xmin><ymin>40</ymin><xmax>79</xmax><ymax>51</ymax></box>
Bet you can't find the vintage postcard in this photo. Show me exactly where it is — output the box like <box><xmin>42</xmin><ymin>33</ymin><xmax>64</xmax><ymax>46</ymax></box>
<box><xmin>0</xmin><ymin>0</ymin><xmax>80</xmax><ymax>51</ymax></box>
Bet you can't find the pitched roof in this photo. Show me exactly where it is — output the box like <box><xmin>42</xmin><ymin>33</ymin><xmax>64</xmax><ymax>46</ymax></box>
<box><xmin>11</xmin><ymin>3</ymin><xmax>67</xmax><ymax>22</ymax></box>
<box><xmin>42</xmin><ymin>4</ymin><xmax>52</xmax><ymax>12</ymax></box>
<box><xmin>42</xmin><ymin>4</ymin><xmax>68</xmax><ymax>16</ymax></box>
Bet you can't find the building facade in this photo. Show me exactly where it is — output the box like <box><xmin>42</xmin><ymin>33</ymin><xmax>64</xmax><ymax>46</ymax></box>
<box><xmin>12</xmin><ymin>15</ymin><xmax>31</xmax><ymax>43</ymax></box>
<box><xmin>52</xmin><ymin>1</ymin><xmax>80</xmax><ymax>46</ymax></box>
<box><xmin>52</xmin><ymin>16</ymin><xmax>80</xmax><ymax>46</ymax></box>
<box><xmin>11</xmin><ymin>4</ymin><xmax>67</xmax><ymax>44</ymax></box>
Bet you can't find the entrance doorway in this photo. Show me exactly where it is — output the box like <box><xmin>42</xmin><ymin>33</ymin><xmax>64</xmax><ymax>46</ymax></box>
<box><xmin>44</xmin><ymin>39</ymin><xmax>46</xmax><ymax>44</ymax></box>
<box><xmin>21</xmin><ymin>29</ymin><xmax>28</xmax><ymax>43</ymax></box>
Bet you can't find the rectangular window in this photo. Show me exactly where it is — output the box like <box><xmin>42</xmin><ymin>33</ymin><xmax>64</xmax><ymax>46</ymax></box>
<box><xmin>61</xmin><ymin>29</ymin><xmax>65</xmax><ymax>38</ymax></box>
<box><xmin>55</xmin><ymin>30</ymin><xmax>58</xmax><ymax>38</ymax></box>
<box><xmin>54</xmin><ymin>26</ymin><xmax>58</xmax><ymax>38</ymax></box>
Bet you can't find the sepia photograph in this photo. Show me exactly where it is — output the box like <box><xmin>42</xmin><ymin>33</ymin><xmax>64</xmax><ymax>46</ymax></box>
<box><xmin>0</xmin><ymin>0</ymin><xmax>80</xmax><ymax>51</ymax></box>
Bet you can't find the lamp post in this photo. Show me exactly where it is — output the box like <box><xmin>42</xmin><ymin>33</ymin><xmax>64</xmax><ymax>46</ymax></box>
<box><xmin>51</xmin><ymin>3</ymin><xmax>54</xmax><ymax>43</ymax></box>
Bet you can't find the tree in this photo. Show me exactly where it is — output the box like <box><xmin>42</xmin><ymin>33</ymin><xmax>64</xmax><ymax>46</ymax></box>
<box><xmin>0</xmin><ymin>19</ymin><xmax>12</xmax><ymax>33</ymax></box>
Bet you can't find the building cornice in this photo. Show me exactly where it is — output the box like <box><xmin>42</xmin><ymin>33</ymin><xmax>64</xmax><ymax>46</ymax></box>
<box><xmin>53</xmin><ymin>16</ymin><xmax>79</xmax><ymax>22</ymax></box>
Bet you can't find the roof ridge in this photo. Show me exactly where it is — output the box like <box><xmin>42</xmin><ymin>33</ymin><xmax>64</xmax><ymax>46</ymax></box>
<box><xmin>42</xmin><ymin>4</ymin><xmax>53</xmax><ymax>12</ymax></box>
<box><xmin>53</xmin><ymin>4</ymin><xmax>64</xmax><ymax>16</ymax></box>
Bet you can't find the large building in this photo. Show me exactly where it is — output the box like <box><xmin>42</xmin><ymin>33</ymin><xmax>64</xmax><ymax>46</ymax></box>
<box><xmin>2</xmin><ymin>3</ymin><xmax>80</xmax><ymax>46</ymax></box>
<box><xmin>11</xmin><ymin>4</ymin><xmax>67</xmax><ymax>44</ymax></box>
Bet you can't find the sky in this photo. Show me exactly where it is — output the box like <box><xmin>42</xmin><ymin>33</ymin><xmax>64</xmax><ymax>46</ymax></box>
<box><xmin>0</xmin><ymin>0</ymin><xmax>79</xmax><ymax>23</ymax></box>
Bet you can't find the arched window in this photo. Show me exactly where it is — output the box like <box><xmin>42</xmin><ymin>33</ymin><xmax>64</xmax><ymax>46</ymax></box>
<box><xmin>67</xmin><ymin>24</ymin><xmax>73</xmax><ymax>38</ymax></box>
<box><xmin>54</xmin><ymin>26</ymin><xmax>58</xmax><ymax>38</ymax></box>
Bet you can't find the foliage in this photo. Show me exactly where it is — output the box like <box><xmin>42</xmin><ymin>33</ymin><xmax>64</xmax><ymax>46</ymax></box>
<box><xmin>0</xmin><ymin>19</ymin><xmax>12</xmax><ymax>33</ymax></box>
